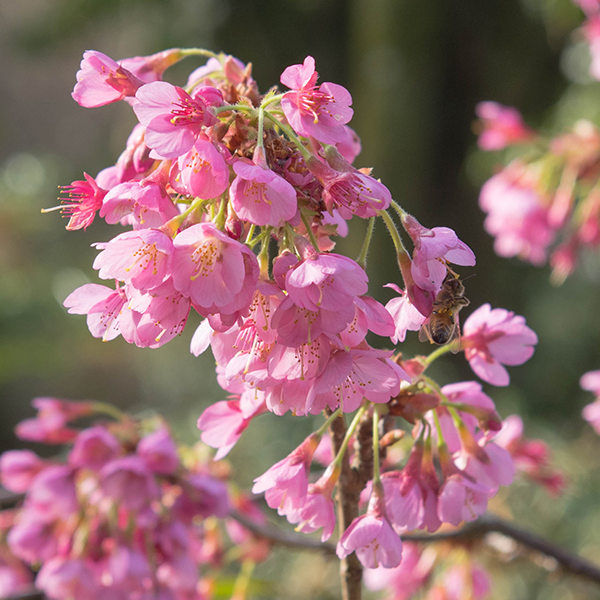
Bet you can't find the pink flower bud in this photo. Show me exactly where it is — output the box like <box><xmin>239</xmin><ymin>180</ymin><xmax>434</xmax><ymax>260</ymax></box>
<box><xmin>0</xmin><ymin>450</ymin><xmax>47</xmax><ymax>493</ymax></box>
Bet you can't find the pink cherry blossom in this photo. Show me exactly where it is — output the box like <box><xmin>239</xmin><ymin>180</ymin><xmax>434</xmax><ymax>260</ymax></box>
<box><xmin>36</xmin><ymin>557</ymin><xmax>98</xmax><ymax>600</ymax></box>
<box><xmin>581</xmin><ymin>369</ymin><xmax>600</xmax><ymax>396</ymax></box>
<box><xmin>68</xmin><ymin>426</ymin><xmax>120</xmax><ymax>471</ymax></box>
<box><xmin>137</xmin><ymin>428</ymin><xmax>179</xmax><ymax>474</ymax></box>
<box><xmin>583</xmin><ymin>400</ymin><xmax>600</xmax><ymax>434</ymax></box>
<box><xmin>173</xmin><ymin>473</ymin><xmax>230</xmax><ymax>522</ymax></box>
<box><xmin>403</xmin><ymin>215</ymin><xmax>475</xmax><ymax>293</ymax></box>
<box><xmin>119</xmin><ymin>48</ymin><xmax>185</xmax><ymax>83</ymax></box>
<box><xmin>99</xmin><ymin>456</ymin><xmax>158</xmax><ymax>511</ymax></box>
<box><xmin>475</xmin><ymin>102</ymin><xmax>534</xmax><ymax>150</ymax></box>
<box><xmin>113</xmin><ymin>124</ymin><xmax>154</xmax><ymax>183</ymax></box>
<box><xmin>462</xmin><ymin>304</ymin><xmax>538</xmax><ymax>386</ymax></box>
<box><xmin>280</xmin><ymin>56</ymin><xmax>353</xmax><ymax>144</ymax></box>
<box><xmin>93</xmin><ymin>229</ymin><xmax>174</xmax><ymax>292</ymax></box>
<box><xmin>437</xmin><ymin>474</ymin><xmax>489</xmax><ymax>526</ymax></box>
<box><xmin>58</xmin><ymin>173</ymin><xmax>107</xmax><ymax>231</ymax></box>
<box><xmin>0</xmin><ymin>450</ymin><xmax>47</xmax><ymax>493</ymax></box>
<box><xmin>337</xmin><ymin>487</ymin><xmax>403</xmax><ymax>569</ymax></box>
<box><xmin>384</xmin><ymin>284</ymin><xmax>427</xmax><ymax>343</ymax></box>
<box><xmin>252</xmin><ymin>434</ymin><xmax>320</xmax><ymax>517</ymax></box>
<box><xmin>7</xmin><ymin>517</ymin><xmax>58</xmax><ymax>564</ymax></box>
<box><xmin>437</xmin><ymin>562</ymin><xmax>491</xmax><ymax>600</ymax></box>
<box><xmin>479</xmin><ymin>170</ymin><xmax>555</xmax><ymax>265</ymax></box>
<box><xmin>339</xmin><ymin>295</ymin><xmax>396</xmax><ymax>348</ymax></box>
<box><xmin>26</xmin><ymin>466</ymin><xmax>78</xmax><ymax>519</ymax></box>
<box><xmin>170</xmin><ymin>136</ymin><xmax>230</xmax><ymax>199</ymax></box>
<box><xmin>308</xmin><ymin>153</ymin><xmax>392</xmax><ymax>219</ymax></box>
<box><xmin>230</xmin><ymin>154</ymin><xmax>298</xmax><ymax>227</ymax></box>
<box><xmin>72</xmin><ymin>50</ymin><xmax>144</xmax><ymax>108</ymax></box>
<box><xmin>581</xmin><ymin>370</ymin><xmax>600</xmax><ymax>434</ymax></box>
<box><xmin>133</xmin><ymin>82</ymin><xmax>221</xmax><ymax>158</ymax></box>
<box><xmin>172</xmin><ymin>223</ymin><xmax>259</xmax><ymax>317</ymax></box>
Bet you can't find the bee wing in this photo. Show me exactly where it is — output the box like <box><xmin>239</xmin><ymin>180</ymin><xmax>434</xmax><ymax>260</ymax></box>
<box><xmin>419</xmin><ymin>319</ymin><xmax>433</xmax><ymax>344</ymax></box>
<box><xmin>448</xmin><ymin>316</ymin><xmax>463</xmax><ymax>354</ymax></box>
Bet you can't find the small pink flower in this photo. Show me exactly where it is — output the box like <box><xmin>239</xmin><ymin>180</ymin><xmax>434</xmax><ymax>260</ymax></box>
<box><xmin>462</xmin><ymin>304</ymin><xmax>538</xmax><ymax>386</ymax></box>
<box><xmin>0</xmin><ymin>450</ymin><xmax>47</xmax><ymax>493</ymax></box>
<box><xmin>36</xmin><ymin>557</ymin><xmax>98</xmax><ymax>600</ymax></box>
<box><xmin>68</xmin><ymin>426</ymin><xmax>120</xmax><ymax>471</ymax></box>
<box><xmin>475</xmin><ymin>102</ymin><xmax>534</xmax><ymax>150</ymax></box>
<box><xmin>27</xmin><ymin>466</ymin><xmax>78</xmax><ymax>519</ymax></box>
<box><xmin>172</xmin><ymin>223</ymin><xmax>259</xmax><ymax>317</ymax></box>
<box><xmin>479</xmin><ymin>170</ymin><xmax>555</xmax><ymax>266</ymax></box>
<box><xmin>100</xmin><ymin>456</ymin><xmax>158</xmax><ymax>511</ymax></box>
<box><xmin>581</xmin><ymin>370</ymin><xmax>600</xmax><ymax>434</ymax></box>
<box><xmin>437</xmin><ymin>474</ymin><xmax>489</xmax><ymax>526</ymax></box>
<box><xmin>137</xmin><ymin>428</ymin><xmax>179</xmax><ymax>474</ymax></box>
<box><xmin>337</xmin><ymin>486</ymin><xmax>403</xmax><ymax>569</ymax></box>
<box><xmin>93</xmin><ymin>229</ymin><xmax>174</xmax><ymax>292</ymax></box>
<box><xmin>308</xmin><ymin>153</ymin><xmax>392</xmax><ymax>219</ymax></box>
<box><xmin>252</xmin><ymin>434</ymin><xmax>320</xmax><ymax>517</ymax></box>
<box><xmin>403</xmin><ymin>215</ymin><xmax>475</xmax><ymax>293</ymax></box>
<box><xmin>119</xmin><ymin>48</ymin><xmax>185</xmax><ymax>83</ymax></box>
<box><xmin>581</xmin><ymin>369</ymin><xmax>600</xmax><ymax>396</ymax></box>
<box><xmin>58</xmin><ymin>173</ymin><xmax>107</xmax><ymax>231</ymax></box>
<box><xmin>230</xmin><ymin>150</ymin><xmax>298</xmax><ymax>227</ymax></box>
<box><xmin>7</xmin><ymin>516</ymin><xmax>58</xmax><ymax>563</ymax></box>
<box><xmin>384</xmin><ymin>284</ymin><xmax>427</xmax><ymax>344</ymax></box>
<box><xmin>173</xmin><ymin>473</ymin><xmax>230</xmax><ymax>522</ymax></box>
<box><xmin>134</xmin><ymin>82</ymin><xmax>221</xmax><ymax>158</ymax></box>
<box><xmin>72</xmin><ymin>50</ymin><xmax>144</xmax><ymax>108</ymax></box>
<box><xmin>280</xmin><ymin>56</ymin><xmax>353</xmax><ymax>144</ymax></box>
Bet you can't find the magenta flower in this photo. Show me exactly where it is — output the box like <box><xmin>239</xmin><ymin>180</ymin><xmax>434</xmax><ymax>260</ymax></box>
<box><xmin>308</xmin><ymin>153</ymin><xmax>392</xmax><ymax>219</ymax></box>
<box><xmin>252</xmin><ymin>434</ymin><xmax>320</xmax><ymax>517</ymax></box>
<box><xmin>36</xmin><ymin>557</ymin><xmax>98</xmax><ymax>600</ymax></box>
<box><xmin>280</xmin><ymin>56</ymin><xmax>353</xmax><ymax>144</ymax></box>
<box><xmin>475</xmin><ymin>101</ymin><xmax>534</xmax><ymax>150</ymax></box>
<box><xmin>133</xmin><ymin>81</ymin><xmax>221</xmax><ymax>158</ymax></box>
<box><xmin>172</xmin><ymin>223</ymin><xmax>259</xmax><ymax>317</ymax></box>
<box><xmin>68</xmin><ymin>426</ymin><xmax>120</xmax><ymax>471</ymax></box>
<box><xmin>169</xmin><ymin>136</ymin><xmax>230</xmax><ymax>199</ymax></box>
<box><xmin>403</xmin><ymin>215</ymin><xmax>475</xmax><ymax>293</ymax></box>
<box><xmin>337</xmin><ymin>487</ymin><xmax>403</xmax><ymax>569</ymax></box>
<box><xmin>479</xmin><ymin>170</ymin><xmax>555</xmax><ymax>266</ymax></box>
<box><xmin>72</xmin><ymin>50</ymin><xmax>144</xmax><ymax>108</ymax></box>
<box><xmin>93</xmin><ymin>228</ymin><xmax>174</xmax><ymax>292</ymax></box>
<box><xmin>99</xmin><ymin>456</ymin><xmax>158</xmax><ymax>511</ymax></box>
<box><xmin>137</xmin><ymin>428</ymin><xmax>179</xmax><ymax>475</ymax></box>
<box><xmin>27</xmin><ymin>465</ymin><xmax>78</xmax><ymax>519</ymax></box>
<box><xmin>7</xmin><ymin>517</ymin><xmax>58</xmax><ymax>564</ymax></box>
<box><xmin>173</xmin><ymin>473</ymin><xmax>230</xmax><ymax>522</ymax></box>
<box><xmin>230</xmin><ymin>153</ymin><xmax>298</xmax><ymax>227</ymax></box>
<box><xmin>462</xmin><ymin>304</ymin><xmax>538</xmax><ymax>386</ymax></box>
<box><xmin>0</xmin><ymin>450</ymin><xmax>47</xmax><ymax>493</ymax></box>
<box><xmin>58</xmin><ymin>173</ymin><xmax>107</xmax><ymax>231</ymax></box>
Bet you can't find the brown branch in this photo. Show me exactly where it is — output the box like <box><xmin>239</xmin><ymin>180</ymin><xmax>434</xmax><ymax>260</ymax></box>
<box><xmin>5</xmin><ymin>591</ymin><xmax>44</xmax><ymax>600</ymax></box>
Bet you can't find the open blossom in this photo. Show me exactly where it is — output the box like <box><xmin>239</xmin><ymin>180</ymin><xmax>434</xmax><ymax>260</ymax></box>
<box><xmin>72</xmin><ymin>50</ymin><xmax>144</xmax><ymax>108</ymax></box>
<box><xmin>0</xmin><ymin>451</ymin><xmax>47</xmax><ymax>493</ymax></box>
<box><xmin>384</xmin><ymin>284</ymin><xmax>427</xmax><ymax>343</ymax></box>
<box><xmin>403</xmin><ymin>215</ymin><xmax>475</xmax><ymax>293</ymax></box>
<box><xmin>337</xmin><ymin>486</ymin><xmax>403</xmax><ymax>569</ymax></box>
<box><xmin>99</xmin><ymin>456</ymin><xmax>159</xmax><ymax>511</ymax></box>
<box><xmin>58</xmin><ymin>173</ymin><xmax>107</xmax><ymax>231</ymax></box>
<box><xmin>230</xmin><ymin>150</ymin><xmax>298</xmax><ymax>227</ymax></box>
<box><xmin>581</xmin><ymin>370</ymin><xmax>600</xmax><ymax>434</ymax></box>
<box><xmin>133</xmin><ymin>81</ymin><xmax>222</xmax><ymax>158</ymax></box>
<box><xmin>172</xmin><ymin>223</ymin><xmax>259</xmax><ymax>317</ymax></box>
<box><xmin>68</xmin><ymin>426</ymin><xmax>120</xmax><ymax>471</ymax></box>
<box><xmin>479</xmin><ymin>170</ymin><xmax>555</xmax><ymax>265</ymax></box>
<box><xmin>137</xmin><ymin>428</ymin><xmax>179</xmax><ymax>475</ymax></box>
<box><xmin>462</xmin><ymin>304</ymin><xmax>538</xmax><ymax>386</ymax></box>
<box><xmin>475</xmin><ymin>101</ymin><xmax>534</xmax><ymax>150</ymax></box>
<box><xmin>280</xmin><ymin>56</ymin><xmax>353</xmax><ymax>144</ymax></box>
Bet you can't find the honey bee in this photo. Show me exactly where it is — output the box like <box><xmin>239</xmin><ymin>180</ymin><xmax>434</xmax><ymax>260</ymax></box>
<box><xmin>419</xmin><ymin>271</ymin><xmax>470</xmax><ymax>352</ymax></box>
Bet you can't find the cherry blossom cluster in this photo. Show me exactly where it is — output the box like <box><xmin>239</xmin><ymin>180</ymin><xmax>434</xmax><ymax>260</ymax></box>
<box><xmin>0</xmin><ymin>397</ymin><xmax>264</xmax><ymax>600</ymax></box>
<box><xmin>46</xmin><ymin>47</ymin><xmax>555</xmax><ymax>582</ymax></box>
<box><xmin>475</xmin><ymin>103</ymin><xmax>600</xmax><ymax>282</ymax></box>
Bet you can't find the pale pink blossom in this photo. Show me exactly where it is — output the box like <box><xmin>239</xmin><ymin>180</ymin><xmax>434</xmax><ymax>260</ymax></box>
<box><xmin>0</xmin><ymin>560</ymin><xmax>33</xmax><ymax>598</ymax></box>
<box><xmin>252</xmin><ymin>434</ymin><xmax>320</xmax><ymax>517</ymax></box>
<box><xmin>462</xmin><ymin>304</ymin><xmax>537</xmax><ymax>386</ymax></box>
<box><xmin>36</xmin><ymin>557</ymin><xmax>98</xmax><ymax>600</ymax></box>
<box><xmin>93</xmin><ymin>229</ymin><xmax>174</xmax><ymax>292</ymax></box>
<box><xmin>583</xmin><ymin>400</ymin><xmax>600</xmax><ymax>434</ymax></box>
<box><xmin>581</xmin><ymin>370</ymin><xmax>600</xmax><ymax>434</ymax></box>
<box><xmin>0</xmin><ymin>450</ymin><xmax>47</xmax><ymax>493</ymax></box>
<box><xmin>437</xmin><ymin>562</ymin><xmax>491</xmax><ymax>600</ymax></box>
<box><xmin>107</xmin><ymin>546</ymin><xmax>152</xmax><ymax>594</ymax></box>
<box><xmin>339</xmin><ymin>295</ymin><xmax>395</xmax><ymax>348</ymax></box>
<box><xmin>169</xmin><ymin>136</ymin><xmax>230</xmax><ymax>199</ymax></box>
<box><xmin>72</xmin><ymin>50</ymin><xmax>143</xmax><ymax>108</ymax></box>
<box><xmin>27</xmin><ymin>466</ymin><xmax>78</xmax><ymax>519</ymax></box>
<box><xmin>230</xmin><ymin>152</ymin><xmax>298</xmax><ymax>227</ymax></box>
<box><xmin>403</xmin><ymin>215</ymin><xmax>475</xmax><ymax>293</ymax></box>
<box><xmin>58</xmin><ymin>173</ymin><xmax>107</xmax><ymax>231</ymax></box>
<box><xmin>437</xmin><ymin>474</ymin><xmax>489</xmax><ymax>526</ymax></box>
<box><xmin>581</xmin><ymin>369</ymin><xmax>600</xmax><ymax>396</ymax></box>
<box><xmin>337</xmin><ymin>487</ymin><xmax>403</xmax><ymax>569</ymax></box>
<box><xmin>137</xmin><ymin>428</ymin><xmax>179</xmax><ymax>474</ymax></box>
<box><xmin>173</xmin><ymin>473</ymin><xmax>230</xmax><ymax>522</ymax></box>
<box><xmin>7</xmin><ymin>517</ymin><xmax>58</xmax><ymax>563</ymax></box>
<box><xmin>171</xmin><ymin>223</ymin><xmax>259</xmax><ymax>317</ymax></box>
<box><xmin>479</xmin><ymin>170</ymin><xmax>555</xmax><ymax>265</ymax></box>
<box><xmin>100</xmin><ymin>456</ymin><xmax>158</xmax><ymax>511</ymax></box>
<box><xmin>133</xmin><ymin>82</ymin><xmax>221</xmax><ymax>158</ymax></box>
<box><xmin>335</xmin><ymin>125</ymin><xmax>362</xmax><ymax>164</ymax></box>
<box><xmin>113</xmin><ymin>124</ymin><xmax>154</xmax><ymax>183</ymax></box>
<box><xmin>384</xmin><ymin>284</ymin><xmax>427</xmax><ymax>343</ymax></box>
<box><xmin>475</xmin><ymin>101</ymin><xmax>534</xmax><ymax>150</ymax></box>
<box><xmin>120</xmin><ymin>49</ymin><xmax>185</xmax><ymax>83</ymax></box>
<box><xmin>280</xmin><ymin>56</ymin><xmax>353</xmax><ymax>144</ymax></box>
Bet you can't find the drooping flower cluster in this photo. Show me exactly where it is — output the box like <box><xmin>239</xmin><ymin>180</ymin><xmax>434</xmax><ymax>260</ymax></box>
<box><xmin>0</xmin><ymin>397</ymin><xmax>269</xmax><ymax>600</ymax></box>
<box><xmin>475</xmin><ymin>105</ymin><xmax>600</xmax><ymax>282</ymax></box>
<box><xmin>48</xmin><ymin>47</ymin><xmax>548</xmax><ymax>585</ymax></box>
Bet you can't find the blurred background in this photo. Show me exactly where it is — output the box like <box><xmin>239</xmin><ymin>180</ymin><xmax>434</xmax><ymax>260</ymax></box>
<box><xmin>1</xmin><ymin>0</ymin><xmax>600</xmax><ymax>597</ymax></box>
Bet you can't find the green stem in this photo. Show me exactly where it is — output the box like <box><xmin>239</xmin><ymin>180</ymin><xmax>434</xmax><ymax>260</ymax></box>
<box><xmin>258</xmin><ymin>229</ymin><xmax>271</xmax><ymax>278</ymax></box>
<box><xmin>92</xmin><ymin>401</ymin><xmax>126</xmax><ymax>421</ymax></box>
<box><xmin>356</xmin><ymin>217</ymin><xmax>375</xmax><ymax>270</ymax></box>
<box><xmin>422</xmin><ymin>375</ymin><xmax>449</xmax><ymax>403</ymax></box>
<box><xmin>257</xmin><ymin>107</ymin><xmax>266</xmax><ymax>150</ymax></box>
<box><xmin>317</xmin><ymin>407</ymin><xmax>343</xmax><ymax>437</ymax></box>
<box><xmin>213</xmin><ymin>103</ymin><xmax>256</xmax><ymax>115</ymax></box>
<box><xmin>214</xmin><ymin>195</ymin><xmax>228</xmax><ymax>230</ymax></box>
<box><xmin>179</xmin><ymin>48</ymin><xmax>219</xmax><ymax>59</ymax></box>
<box><xmin>244</xmin><ymin>224</ymin><xmax>256</xmax><ymax>245</ymax></box>
<box><xmin>332</xmin><ymin>403</ymin><xmax>370</xmax><ymax>469</ymax></box>
<box><xmin>301</xmin><ymin>210</ymin><xmax>320</xmax><ymax>250</ymax></box>
<box><xmin>263</xmin><ymin>111</ymin><xmax>313</xmax><ymax>162</ymax></box>
<box><xmin>389</xmin><ymin>199</ymin><xmax>408</xmax><ymax>221</ymax></box>
<box><xmin>231</xmin><ymin>559</ymin><xmax>255</xmax><ymax>600</ymax></box>
<box><xmin>379</xmin><ymin>209</ymin><xmax>410</xmax><ymax>259</ymax></box>
<box><xmin>422</xmin><ymin>343</ymin><xmax>454</xmax><ymax>367</ymax></box>
<box><xmin>261</xmin><ymin>93</ymin><xmax>285</xmax><ymax>109</ymax></box>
